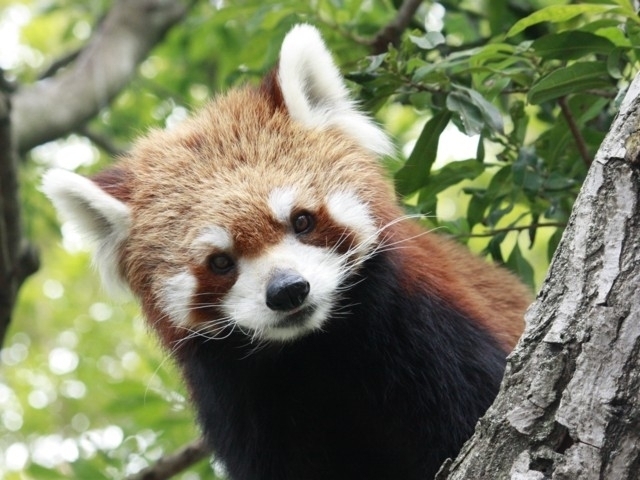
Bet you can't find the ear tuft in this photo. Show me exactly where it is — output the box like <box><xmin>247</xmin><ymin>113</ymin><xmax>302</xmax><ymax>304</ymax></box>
<box><xmin>278</xmin><ymin>24</ymin><xmax>393</xmax><ymax>157</ymax></box>
<box><xmin>42</xmin><ymin>168</ymin><xmax>131</xmax><ymax>296</ymax></box>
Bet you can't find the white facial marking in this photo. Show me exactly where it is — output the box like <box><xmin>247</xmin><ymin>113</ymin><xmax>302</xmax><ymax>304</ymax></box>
<box><xmin>268</xmin><ymin>187</ymin><xmax>297</xmax><ymax>223</ymax></box>
<box><xmin>222</xmin><ymin>236</ymin><xmax>346</xmax><ymax>342</ymax></box>
<box><xmin>326</xmin><ymin>190</ymin><xmax>377</xmax><ymax>254</ymax></box>
<box><xmin>193</xmin><ymin>226</ymin><xmax>233</xmax><ymax>251</ymax></box>
<box><xmin>160</xmin><ymin>270</ymin><xmax>197</xmax><ymax>326</ymax></box>
<box><xmin>190</xmin><ymin>225</ymin><xmax>234</xmax><ymax>263</ymax></box>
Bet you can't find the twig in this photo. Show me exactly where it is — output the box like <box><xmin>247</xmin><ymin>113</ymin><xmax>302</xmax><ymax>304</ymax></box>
<box><xmin>558</xmin><ymin>96</ymin><xmax>592</xmax><ymax>167</ymax></box>
<box><xmin>369</xmin><ymin>0</ymin><xmax>424</xmax><ymax>54</ymax></box>
<box><xmin>77</xmin><ymin>126</ymin><xmax>129</xmax><ymax>157</ymax></box>
<box><xmin>38</xmin><ymin>49</ymin><xmax>82</xmax><ymax>80</ymax></box>
<box><xmin>127</xmin><ymin>438</ymin><xmax>210</xmax><ymax>480</ymax></box>
<box><xmin>457</xmin><ymin>222</ymin><xmax>566</xmax><ymax>239</ymax></box>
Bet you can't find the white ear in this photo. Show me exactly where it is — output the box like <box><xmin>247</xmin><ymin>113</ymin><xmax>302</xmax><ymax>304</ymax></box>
<box><xmin>42</xmin><ymin>168</ymin><xmax>131</xmax><ymax>295</ymax></box>
<box><xmin>278</xmin><ymin>24</ymin><xmax>393</xmax><ymax>157</ymax></box>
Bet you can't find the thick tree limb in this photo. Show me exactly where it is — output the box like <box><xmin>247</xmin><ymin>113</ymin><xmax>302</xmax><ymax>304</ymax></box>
<box><xmin>77</xmin><ymin>126</ymin><xmax>129</xmax><ymax>157</ymax></box>
<box><xmin>126</xmin><ymin>438</ymin><xmax>210</xmax><ymax>480</ymax></box>
<box><xmin>0</xmin><ymin>92</ymin><xmax>39</xmax><ymax>346</ymax></box>
<box><xmin>0</xmin><ymin>92</ymin><xmax>17</xmax><ymax>344</ymax></box>
<box><xmin>11</xmin><ymin>0</ymin><xmax>187</xmax><ymax>154</ymax></box>
<box><xmin>438</xmin><ymin>75</ymin><xmax>640</xmax><ymax>479</ymax></box>
<box><xmin>369</xmin><ymin>0</ymin><xmax>424</xmax><ymax>54</ymax></box>
<box><xmin>0</xmin><ymin>0</ymin><xmax>189</xmax><ymax>347</ymax></box>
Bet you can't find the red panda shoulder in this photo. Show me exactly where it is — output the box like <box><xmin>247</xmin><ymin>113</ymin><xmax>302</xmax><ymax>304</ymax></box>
<box><xmin>386</xmin><ymin>220</ymin><xmax>530</xmax><ymax>351</ymax></box>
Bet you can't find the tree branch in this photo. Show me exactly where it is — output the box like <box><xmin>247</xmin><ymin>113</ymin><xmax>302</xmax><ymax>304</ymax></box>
<box><xmin>0</xmin><ymin>91</ymin><xmax>38</xmax><ymax>346</ymax></box>
<box><xmin>438</xmin><ymin>70</ymin><xmax>640</xmax><ymax>480</ymax></box>
<box><xmin>369</xmin><ymin>0</ymin><xmax>424</xmax><ymax>54</ymax></box>
<box><xmin>11</xmin><ymin>0</ymin><xmax>188</xmax><ymax>154</ymax></box>
<box><xmin>0</xmin><ymin>92</ymin><xmax>16</xmax><ymax>345</ymax></box>
<box><xmin>457</xmin><ymin>222</ymin><xmax>566</xmax><ymax>239</ymax></box>
<box><xmin>558</xmin><ymin>96</ymin><xmax>592</xmax><ymax>167</ymax></box>
<box><xmin>127</xmin><ymin>438</ymin><xmax>210</xmax><ymax>480</ymax></box>
<box><xmin>37</xmin><ymin>48</ymin><xmax>82</xmax><ymax>80</ymax></box>
<box><xmin>77</xmin><ymin>126</ymin><xmax>129</xmax><ymax>157</ymax></box>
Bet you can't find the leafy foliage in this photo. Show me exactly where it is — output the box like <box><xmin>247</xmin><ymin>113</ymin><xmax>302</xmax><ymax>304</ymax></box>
<box><xmin>1</xmin><ymin>0</ymin><xmax>638</xmax><ymax>478</ymax></box>
<box><xmin>354</xmin><ymin>0</ymin><xmax>639</xmax><ymax>287</ymax></box>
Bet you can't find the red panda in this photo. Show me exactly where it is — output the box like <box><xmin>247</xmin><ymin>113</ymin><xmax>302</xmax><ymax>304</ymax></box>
<box><xmin>43</xmin><ymin>24</ymin><xmax>531</xmax><ymax>480</ymax></box>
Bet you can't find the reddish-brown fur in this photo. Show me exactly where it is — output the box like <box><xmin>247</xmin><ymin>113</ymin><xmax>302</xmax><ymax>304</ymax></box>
<box><xmin>42</xmin><ymin>26</ymin><xmax>537</xmax><ymax>479</ymax></box>
<box><xmin>391</xmin><ymin>221</ymin><xmax>530</xmax><ymax>350</ymax></box>
<box><xmin>93</xmin><ymin>74</ymin><xmax>530</xmax><ymax>351</ymax></box>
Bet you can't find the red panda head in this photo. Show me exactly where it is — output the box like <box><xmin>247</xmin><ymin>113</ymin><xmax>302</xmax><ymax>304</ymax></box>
<box><xmin>42</xmin><ymin>25</ymin><xmax>400</xmax><ymax>346</ymax></box>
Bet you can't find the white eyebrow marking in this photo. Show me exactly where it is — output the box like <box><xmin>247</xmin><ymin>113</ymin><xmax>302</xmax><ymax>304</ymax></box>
<box><xmin>192</xmin><ymin>226</ymin><xmax>234</xmax><ymax>254</ymax></box>
<box><xmin>268</xmin><ymin>187</ymin><xmax>297</xmax><ymax>223</ymax></box>
<box><xmin>326</xmin><ymin>190</ymin><xmax>377</xmax><ymax>241</ymax></box>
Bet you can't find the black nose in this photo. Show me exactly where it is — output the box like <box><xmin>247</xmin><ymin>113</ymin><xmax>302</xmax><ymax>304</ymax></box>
<box><xmin>266</xmin><ymin>270</ymin><xmax>310</xmax><ymax>311</ymax></box>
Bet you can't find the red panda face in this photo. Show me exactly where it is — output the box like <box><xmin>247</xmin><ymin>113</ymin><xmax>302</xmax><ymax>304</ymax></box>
<box><xmin>158</xmin><ymin>185</ymin><xmax>379</xmax><ymax>342</ymax></box>
<box><xmin>43</xmin><ymin>25</ymin><xmax>398</xmax><ymax>346</ymax></box>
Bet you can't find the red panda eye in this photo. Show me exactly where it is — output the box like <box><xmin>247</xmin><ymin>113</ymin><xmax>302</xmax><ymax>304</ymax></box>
<box><xmin>292</xmin><ymin>212</ymin><xmax>314</xmax><ymax>234</ymax></box>
<box><xmin>208</xmin><ymin>253</ymin><xmax>235</xmax><ymax>274</ymax></box>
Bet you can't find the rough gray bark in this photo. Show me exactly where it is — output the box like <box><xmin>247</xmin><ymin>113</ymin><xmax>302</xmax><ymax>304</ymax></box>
<box><xmin>437</xmin><ymin>74</ymin><xmax>640</xmax><ymax>479</ymax></box>
<box><xmin>0</xmin><ymin>0</ymin><xmax>190</xmax><ymax>348</ymax></box>
<box><xmin>11</xmin><ymin>0</ymin><xmax>187</xmax><ymax>153</ymax></box>
<box><xmin>0</xmin><ymin>91</ymin><xmax>39</xmax><ymax>346</ymax></box>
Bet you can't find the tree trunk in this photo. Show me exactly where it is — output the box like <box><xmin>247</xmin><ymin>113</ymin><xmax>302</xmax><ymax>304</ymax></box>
<box><xmin>438</xmin><ymin>74</ymin><xmax>640</xmax><ymax>479</ymax></box>
<box><xmin>0</xmin><ymin>0</ymin><xmax>190</xmax><ymax>348</ymax></box>
<box><xmin>0</xmin><ymin>90</ymin><xmax>39</xmax><ymax>346</ymax></box>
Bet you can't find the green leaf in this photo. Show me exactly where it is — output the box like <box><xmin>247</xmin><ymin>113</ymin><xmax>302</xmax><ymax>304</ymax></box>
<box><xmin>457</xmin><ymin>86</ymin><xmax>504</xmax><ymax>133</ymax></box>
<box><xmin>607</xmin><ymin>47</ymin><xmax>625</xmax><ymax>79</ymax></box>
<box><xmin>483</xmin><ymin>166</ymin><xmax>514</xmax><ymax>228</ymax></box>
<box><xmin>476</xmin><ymin>134</ymin><xmax>485</xmax><ymax>163</ymax></box>
<box><xmin>466</xmin><ymin>190</ymin><xmax>488</xmax><ymax>228</ymax></box>
<box><xmin>485</xmin><ymin>231</ymin><xmax>508</xmax><ymax>263</ymax></box>
<box><xmin>543</xmin><ymin>172</ymin><xmax>576</xmax><ymax>191</ymax></box>
<box><xmin>364</xmin><ymin>53</ymin><xmax>387</xmax><ymax>72</ymax></box>
<box><xmin>485</xmin><ymin>165</ymin><xmax>512</xmax><ymax>200</ymax></box>
<box><xmin>409</xmin><ymin>91</ymin><xmax>433</xmax><ymax>110</ymax></box>
<box><xmin>409</xmin><ymin>31</ymin><xmax>445</xmax><ymax>50</ymax></box>
<box><xmin>432</xmin><ymin>160</ymin><xmax>485</xmax><ymax>192</ymax></box>
<box><xmin>506</xmin><ymin>4</ymin><xmax>616</xmax><ymax>38</ymax></box>
<box><xmin>512</xmin><ymin>147</ymin><xmax>542</xmax><ymax>196</ymax></box>
<box><xmin>416</xmin><ymin>158</ymin><xmax>485</xmax><ymax>218</ymax></box>
<box><xmin>395</xmin><ymin>110</ymin><xmax>451</xmax><ymax>195</ymax></box>
<box><xmin>447</xmin><ymin>91</ymin><xmax>484</xmax><ymax>136</ymax></box>
<box><xmin>26</xmin><ymin>464</ymin><xmax>70</xmax><ymax>480</ymax></box>
<box><xmin>528</xmin><ymin>62</ymin><xmax>612</xmax><ymax>105</ymax></box>
<box><xmin>412</xmin><ymin>66</ymin><xmax>450</xmax><ymax>85</ymax></box>
<box><xmin>446</xmin><ymin>86</ymin><xmax>504</xmax><ymax>135</ymax></box>
<box><xmin>506</xmin><ymin>243</ymin><xmax>535</xmax><ymax>289</ymax></box>
<box><xmin>509</xmin><ymin>100</ymin><xmax>529</xmax><ymax>146</ymax></box>
<box><xmin>532</xmin><ymin>31</ymin><xmax>615</xmax><ymax>61</ymax></box>
<box><xmin>417</xmin><ymin>159</ymin><xmax>486</xmax><ymax>212</ymax></box>
<box><xmin>71</xmin><ymin>458</ymin><xmax>113</xmax><ymax>479</ymax></box>
<box><xmin>568</xmin><ymin>94</ymin><xmax>610</xmax><ymax>125</ymax></box>
<box><xmin>528</xmin><ymin>213</ymin><xmax>540</xmax><ymax>247</ymax></box>
<box><xmin>416</xmin><ymin>190</ymin><xmax>438</xmax><ymax>216</ymax></box>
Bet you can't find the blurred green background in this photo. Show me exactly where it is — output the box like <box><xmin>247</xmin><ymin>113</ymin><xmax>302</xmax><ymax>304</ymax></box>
<box><xmin>1</xmin><ymin>0</ymin><xmax>638</xmax><ymax>478</ymax></box>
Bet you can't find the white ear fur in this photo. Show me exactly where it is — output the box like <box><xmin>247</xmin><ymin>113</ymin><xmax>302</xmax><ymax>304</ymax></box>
<box><xmin>41</xmin><ymin>168</ymin><xmax>131</xmax><ymax>296</ymax></box>
<box><xmin>278</xmin><ymin>24</ymin><xmax>393</xmax><ymax>157</ymax></box>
